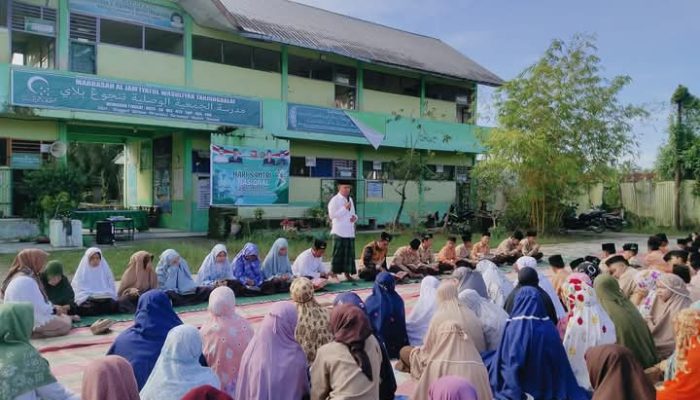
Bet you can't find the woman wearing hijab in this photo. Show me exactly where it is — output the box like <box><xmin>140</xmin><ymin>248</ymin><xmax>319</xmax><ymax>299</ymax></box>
<box><xmin>107</xmin><ymin>290</ymin><xmax>183</xmax><ymax>389</ymax></box>
<box><xmin>290</xmin><ymin>277</ymin><xmax>333</xmax><ymax>363</ymax></box>
<box><xmin>409</xmin><ymin>280</ymin><xmax>491</xmax><ymax>400</ymax></box>
<box><xmin>655</xmin><ymin>302</ymin><xmax>700</xmax><ymax>381</ymax></box>
<box><xmin>584</xmin><ymin>344</ymin><xmax>655</xmax><ymax>400</ymax></box>
<box><xmin>561</xmin><ymin>273</ymin><xmax>617</xmax><ymax>390</ymax></box>
<box><xmin>514</xmin><ymin>256</ymin><xmax>567</xmax><ymax>322</ymax></box>
<box><xmin>156</xmin><ymin>249</ymin><xmax>212</xmax><ymax>306</ymax></box>
<box><xmin>236</xmin><ymin>302</ymin><xmax>309</xmax><ymax>400</ymax></box>
<box><xmin>72</xmin><ymin>247</ymin><xmax>135</xmax><ymax>316</ymax></box>
<box><xmin>333</xmin><ymin>292</ymin><xmax>397</xmax><ymax>400</ymax></box>
<box><xmin>428</xmin><ymin>376</ymin><xmax>478</xmax><ymax>400</ymax></box>
<box><xmin>657</xmin><ymin>308</ymin><xmax>700</xmax><ymax>399</ymax></box>
<box><xmin>631</xmin><ymin>269</ymin><xmax>662</xmax><ymax>318</ymax></box>
<box><xmin>453</xmin><ymin>266</ymin><xmax>488</xmax><ymax>298</ymax></box>
<box><xmin>458</xmin><ymin>288</ymin><xmax>508</xmax><ymax>351</ymax></box>
<box><xmin>0</xmin><ymin>303</ymin><xmax>78</xmax><ymax>400</ymax></box>
<box><xmin>364</xmin><ymin>272</ymin><xmax>409</xmax><ymax>358</ymax></box>
<box><xmin>197</xmin><ymin>244</ymin><xmax>236</xmax><ymax>289</ymax></box>
<box><xmin>40</xmin><ymin>260</ymin><xmax>77</xmax><ymax>315</ymax></box>
<box><xmin>200</xmin><ymin>286</ymin><xmax>254</xmax><ymax>396</ymax></box>
<box><xmin>81</xmin><ymin>356</ymin><xmax>140</xmax><ymax>400</ymax></box>
<box><xmin>406</xmin><ymin>276</ymin><xmax>440</xmax><ymax>346</ymax></box>
<box><xmin>118</xmin><ymin>251</ymin><xmax>158</xmax><ymax>299</ymax></box>
<box><xmin>232</xmin><ymin>243</ymin><xmax>274</xmax><ymax>295</ymax></box>
<box><xmin>182</xmin><ymin>385</ymin><xmax>233</xmax><ymax>400</ymax></box>
<box><xmin>593</xmin><ymin>274</ymin><xmax>658</xmax><ymax>368</ymax></box>
<box><xmin>260</xmin><ymin>237</ymin><xmax>294</xmax><ymax>293</ymax></box>
<box><xmin>311</xmin><ymin>304</ymin><xmax>382</xmax><ymax>400</ymax></box>
<box><xmin>648</xmin><ymin>273</ymin><xmax>693</xmax><ymax>359</ymax></box>
<box><xmin>1</xmin><ymin>249</ymin><xmax>73</xmax><ymax>338</ymax></box>
<box><xmin>140</xmin><ymin>325</ymin><xmax>220</xmax><ymax>400</ymax></box>
<box><xmin>475</xmin><ymin>259</ymin><xmax>514</xmax><ymax>307</ymax></box>
<box><xmin>489</xmin><ymin>286</ymin><xmax>589</xmax><ymax>400</ymax></box>
<box><xmin>503</xmin><ymin>266</ymin><xmax>559</xmax><ymax>325</ymax></box>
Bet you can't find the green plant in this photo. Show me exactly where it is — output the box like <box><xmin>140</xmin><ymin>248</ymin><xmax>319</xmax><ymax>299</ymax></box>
<box><xmin>21</xmin><ymin>165</ymin><xmax>87</xmax><ymax>233</ymax></box>
<box><xmin>253</xmin><ymin>208</ymin><xmax>265</xmax><ymax>221</ymax></box>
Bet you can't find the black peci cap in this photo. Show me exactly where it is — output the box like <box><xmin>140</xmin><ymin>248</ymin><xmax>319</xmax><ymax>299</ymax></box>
<box><xmin>602</xmin><ymin>243</ymin><xmax>616</xmax><ymax>254</ymax></box>
<box><xmin>570</xmin><ymin>258</ymin><xmax>585</xmax><ymax>269</ymax></box>
<box><xmin>585</xmin><ymin>256</ymin><xmax>601</xmax><ymax>266</ymax></box>
<box><xmin>622</xmin><ymin>243</ymin><xmax>639</xmax><ymax>253</ymax></box>
<box><xmin>410</xmin><ymin>238</ymin><xmax>421</xmax><ymax>250</ymax></box>
<box><xmin>548</xmin><ymin>254</ymin><xmax>565</xmax><ymax>269</ymax></box>
<box><xmin>380</xmin><ymin>232</ymin><xmax>393</xmax><ymax>242</ymax></box>
<box><xmin>656</xmin><ymin>233</ymin><xmax>669</xmax><ymax>244</ymax></box>
<box><xmin>313</xmin><ymin>239</ymin><xmax>327</xmax><ymax>250</ymax></box>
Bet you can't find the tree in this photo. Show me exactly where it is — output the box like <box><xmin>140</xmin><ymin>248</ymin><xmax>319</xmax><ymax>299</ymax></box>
<box><xmin>68</xmin><ymin>143</ymin><xmax>123</xmax><ymax>203</ymax></box>
<box><xmin>387</xmin><ymin>146</ymin><xmax>433</xmax><ymax>227</ymax></box>
<box><xmin>474</xmin><ymin>34</ymin><xmax>646</xmax><ymax>233</ymax></box>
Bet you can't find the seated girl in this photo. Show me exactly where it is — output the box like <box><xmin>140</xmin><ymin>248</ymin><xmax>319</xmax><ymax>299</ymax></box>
<box><xmin>1</xmin><ymin>249</ymin><xmax>72</xmax><ymax>338</ymax></box>
<box><xmin>72</xmin><ymin>247</ymin><xmax>137</xmax><ymax>317</ymax></box>
<box><xmin>156</xmin><ymin>249</ymin><xmax>211</xmax><ymax>306</ymax></box>
<box><xmin>232</xmin><ymin>243</ymin><xmax>274</xmax><ymax>295</ymax></box>
<box><xmin>260</xmin><ymin>238</ymin><xmax>294</xmax><ymax>293</ymax></box>
<box><xmin>196</xmin><ymin>244</ymin><xmax>245</xmax><ymax>296</ymax></box>
<box><xmin>118</xmin><ymin>251</ymin><xmax>158</xmax><ymax>301</ymax></box>
<box><xmin>40</xmin><ymin>260</ymin><xmax>78</xmax><ymax>316</ymax></box>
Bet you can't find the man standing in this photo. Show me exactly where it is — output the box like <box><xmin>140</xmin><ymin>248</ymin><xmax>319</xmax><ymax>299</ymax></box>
<box><xmin>328</xmin><ymin>180</ymin><xmax>357</xmax><ymax>282</ymax></box>
<box><xmin>359</xmin><ymin>232</ymin><xmax>392</xmax><ymax>282</ymax></box>
<box><xmin>605</xmin><ymin>255</ymin><xmax>639</xmax><ymax>298</ymax></box>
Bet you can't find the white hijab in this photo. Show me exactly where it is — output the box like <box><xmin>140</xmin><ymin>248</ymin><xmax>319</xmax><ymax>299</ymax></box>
<box><xmin>475</xmin><ymin>260</ymin><xmax>514</xmax><ymax>307</ymax></box>
<box><xmin>515</xmin><ymin>256</ymin><xmax>566</xmax><ymax>319</ymax></box>
<box><xmin>458</xmin><ymin>288</ymin><xmax>509</xmax><ymax>351</ymax></box>
<box><xmin>140</xmin><ymin>324</ymin><xmax>220</xmax><ymax>400</ymax></box>
<box><xmin>196</xmin><ymin>244</ymin><xmax>232</xmax><ymax>285</ymax></box>
<box><xmin>3</xmin><ymin>275</ymin><xmax>56</xmax><ymax>328</ymax></box>
<box><xmin>71</xmin><ymin>247</ymin><xmax>117</xmax><ymax>305</ymax></box>
<box><xmin>406</xmin><ymin>276</ymin><xmax>440</xmax><ymax>346</ymax></box>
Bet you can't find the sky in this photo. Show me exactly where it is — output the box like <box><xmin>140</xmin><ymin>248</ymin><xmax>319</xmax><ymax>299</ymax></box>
<box><xmin>293</xmin><ymin>0</ymin><xmax>700</xmax><ymax>168</ymax></box>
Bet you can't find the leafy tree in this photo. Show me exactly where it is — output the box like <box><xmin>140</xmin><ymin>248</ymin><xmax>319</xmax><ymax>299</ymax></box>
<box><xmin>68</xmin><ymin>143</ymin><xmax>123</xmax><ymax>203</ymax></box>
<box><xmin>387</xmin><ymin>146</ymin><xmax>433</xmax><ymax>227</ymax></box>
<box><xmin>474</xmin><ymin>34</ymin><xmax>646</xmax><ymax>233</ymax></box>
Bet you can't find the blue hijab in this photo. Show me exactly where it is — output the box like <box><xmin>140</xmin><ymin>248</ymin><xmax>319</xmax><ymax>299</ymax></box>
<box><xmin>155</xmin><ymin>249</ymin><xmax>197</xmax><ymax>294</ymax></box>
<box><xmin>107</xmin><ymin>290</ymin><xmax>183</xmax><ymax>389</ymax></box>
<box><xmin>333</xmin><ymin>292</ymin><xmax>366</xmax><ymax>311</ymax></box>
<box><xmin>364</xmin><ymin>272</ymin><xmax>408</xmax><ymax>358</ymax></box>
<box><xmin>261</xmin><ymin>238</ymin><xmax>293</xmax><ymax>279</ymax></box>
<box><xmin>488</xmin><ymin>286</ymin><xmax>590</xmax><ymax>400</ymax></box>
<box><xmin>232</xmin><ymin>243</ymin><xmax>264</xmax><ymax>287</ymax></box>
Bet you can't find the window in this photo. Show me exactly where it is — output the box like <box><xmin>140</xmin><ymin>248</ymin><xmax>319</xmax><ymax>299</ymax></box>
<box><xmin>457</xmin><ymin>104</ymin><xmax>472</xmax><ymax>124</ymax></box>
<box><xmin>252</xmin><ymin>48</ymin><xmax>279</xmax><ymax>72</ymax></box>
<box><xmin>290</xmin><ymin>157</ymin><xmax>310</xmax><ymax>177</ymax></box>
<box><xmin>335</xmin><ymin>85</ymin><xmax>355</xmax><ymax>110</ymax></box>
<box><xmin>427</xmin><ymin>165</ymin><xmax>455</xmax><ymax>181</ymax></box>
<box><xmin>426</xmin><ymin>83</ymin><xmax>472</xmax><ymax>102</ymax></box>
<box><xmin>145</xmin><ymin>27</ymin><xmax>182</xmax><ymax>55</ymax></box>
<box><xmin>0</xmin><ymin>0</ymin><xmax>7</xmax><ymax>28</ymax></box>
<box><xmin>288</xmin><ymin>54</ymin><xmax>333</xmax><ymax>81</ymax></box>
<box><xmin>70</xmin><ymin>42</ymin><xmax>95</xmax><ymax>74</ymax></box>
<box><xmin>222</xmin><ymin>41</ymin><xmax>251</xmax><ymax>68</ymax></box>
<box><xmin>192</xmin><ymin>35</ymin><xmax>221</xmax><ymax>63</ymax></box>
<box><xmin>100</xmin><ymin>19</ymin><xmax>142</xmax><ymax>49</ymax></box>
<box><xmin>364</xmin><ymin>70</ymin><xmax>419</xmax><ymax>97</ymax></box>
<box><xmin>290</xmin><ymin>157</ymin><xmax>355</xmax><ymax>178</ymax></box>
<box><xmin>70</xmin><ymin>13</ymin><xmax>96</xmax><ymax>42</ymax></box>
<box><xmin>10</xmin><ymin>1</ymin><xmax>56</xmax><ymax>68</ymax></box>
<box><xmin>362</xmin><ymin>161</ymin><xmax>386</xmax><ymax>180</ymax></box>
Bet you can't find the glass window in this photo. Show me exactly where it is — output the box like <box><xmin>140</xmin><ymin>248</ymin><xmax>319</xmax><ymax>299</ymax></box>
<box><xmin>290</xmin><ymin>156</ymin><xmax>310</xmax><ymax>177</ymax></box>
<box><xmin>70</xmin><ymin>42</ymin><xmax>95</xmax><ymax>74</ymax></box>
<box><xmin>288</xmin><ymin>54</ymin><xmax>333</xmax><ymax>81</ymax></box>
<box><xmin>193</xmin><ymin>35</ymin><xmax>222</xmax><ymax>63</ymax></box>
<box><xmin>252</xmin><ymin>48</ymin><xmax>280</xmax><ymax>72</ymax></box>
<box><xmin>144</xmin><ymin>27</ymin><xmax>182</xmax><ymax>55</ymax></box>
<box><xmin>364</xmin><ymin>70</ymin><xmax>419</xmax><ymax>97</ymax></box>
<box><xmin>100</xmin><ymin>19</ymin><xmax>142</xmax><ymax>49</ymax></box>
<box><xmin>426</xmin><ymin>83</ymin><xmax>471</xmax><ymax>101</ymax></box>
<box><xmin>335</xmin><ymin>85</ymin><xmax>355</xmax><ymax>110</ymax></box>
<box><xmin>457</xmin><ymin>104</ymin><xmax>472</xmax><ymax>124</ymax></box>
<box><xmin>223</xmin><ymin>41</ymin><xmax>252</xmax><ymax>68</ymax></box>
<box><xmin>11</xmin><ymin>31</ymin><xmax>54</xmax><ymax>68</ymax></box>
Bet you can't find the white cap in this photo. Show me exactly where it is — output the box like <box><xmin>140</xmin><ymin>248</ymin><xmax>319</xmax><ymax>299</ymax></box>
<box><xmin>516</xmin><ymin>256</ymin><xmax>537</xmax><ymax>270</ymax></box>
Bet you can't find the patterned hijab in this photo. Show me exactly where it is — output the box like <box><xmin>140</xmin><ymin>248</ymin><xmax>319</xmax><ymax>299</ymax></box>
<box><xmin>0</xmin><ymin>303</ymin><xmax>56</xmax><ymax>399</ymax></box>
<box><xmin>290</xmin><ymin>277</ymin><xmax>332</xmax><ymax>363</ymax></box>
<box><xmin>118</xmin><ymin>251</ymin><xmax>158</xmax><ymax>296</ymax></box>
<box><xmin>634</xmin><ymin>269</ymin><xmax>663</xmax><ymax>318</ymax></box>
<box><xmin>201</xmin><ymin>286</ymin><xmax>254</xmax><ymax>396</ymax></box>
<box><xmin>657</xmin><ymin>308</ymin><xmax>700</xmax><ymax>400</ymax></box>
<box><xmin>261</xmin><ymin>238</ymin><xmax>293</xmax><ymax>278</ymax></box>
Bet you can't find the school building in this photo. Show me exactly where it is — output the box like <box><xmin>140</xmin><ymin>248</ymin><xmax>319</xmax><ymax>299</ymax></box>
<box><xmin>0</xmin><ymin>0</ymin><xmax>502</xmax><ymax>233</ymax></box>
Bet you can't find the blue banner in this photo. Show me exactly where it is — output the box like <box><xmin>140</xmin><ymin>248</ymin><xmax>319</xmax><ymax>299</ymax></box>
<box><xmin>287</xmin><ymin>103</ymin><xmax>365</xmax><ymax>137</ymax></box>
<box><xmin>11</xmin><ymin>69</ymin><xmax>262</xmax><ymax>127</ymax></box>
<box><xmin>70</xmin><ymin>0</ymin><xmax>184</xmax><ymax>31</ymax></box>
<box><xmin>211</xmin><ymin>144</ymin><xmax>290</xmax><ymax>205</ymax></box>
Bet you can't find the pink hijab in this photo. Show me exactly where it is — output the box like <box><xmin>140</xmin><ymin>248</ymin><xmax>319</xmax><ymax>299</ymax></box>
<box><xmin>201</xmin><ymin>287</ymin><xmax>254</xmax><ymax>397</ymax></box>
<box><xmin>81</xmin><ymin>355</ymin><xmax>140</xmax><ymax>400</ymax></box>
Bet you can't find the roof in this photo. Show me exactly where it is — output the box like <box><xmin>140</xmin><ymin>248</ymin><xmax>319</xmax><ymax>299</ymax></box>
<box><xmin>178</xmin><ymin>0</ymin><xmax>503</xmax><ymax>86</ymax></box>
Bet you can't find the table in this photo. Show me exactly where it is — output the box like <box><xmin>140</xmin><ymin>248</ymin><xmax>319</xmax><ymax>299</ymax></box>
<box><xmin>73</xmin><ymin>210</ymin><xmax>149</xmax><ymax>232</ymax></box>
<box><xmin>107</xmin><ymin>217</ymin><xmax>135</xmax><ymax>241</ymax></box>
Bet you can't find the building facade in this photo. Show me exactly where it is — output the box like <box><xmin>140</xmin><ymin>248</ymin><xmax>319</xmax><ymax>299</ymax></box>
<box><xmin>0</xmin><ymin>0</ymin><xmax>501</xmax><ymax>232</ymax></box>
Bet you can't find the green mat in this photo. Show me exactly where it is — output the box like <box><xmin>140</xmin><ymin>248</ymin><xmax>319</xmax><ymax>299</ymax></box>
<box><xmin>73</xmin><ymin>280</ymin><xmax>375</xmax><ymax>328</ymax></box>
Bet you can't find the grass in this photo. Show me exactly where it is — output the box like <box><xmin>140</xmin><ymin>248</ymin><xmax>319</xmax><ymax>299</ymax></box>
<box><xmin>0</xmin><ymin>230</ymin><xmax>577</xmax><ymax>280</ymax></box>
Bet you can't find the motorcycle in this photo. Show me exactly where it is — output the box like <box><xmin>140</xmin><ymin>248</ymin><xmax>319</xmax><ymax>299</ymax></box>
<box><xmin>441</xmin><ymin>206</ymin><xmax>475</xmax><ymax>234</ymax></box>
<box><xmin>601</xmin><ymin>211</ymin><xmax>626</xmax><ymax>232</ymax></box>
<box><xmin>562</xmin><ymin>205</ymin><xmax>606</xmax><ymax>233</ymax></box>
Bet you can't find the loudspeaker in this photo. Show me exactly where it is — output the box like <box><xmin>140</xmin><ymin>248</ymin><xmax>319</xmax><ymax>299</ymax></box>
<box><xmin>95</xmin><ymin>221</ymin><xmax>114</xmax><ymax>245</ymax></box>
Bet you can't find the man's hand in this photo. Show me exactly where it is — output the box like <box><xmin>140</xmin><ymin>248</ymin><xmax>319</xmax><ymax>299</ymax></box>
<box><xmin>124</xmin><ymin>288</ymin><xmax>140</xmax><ymax>297</ymax></box>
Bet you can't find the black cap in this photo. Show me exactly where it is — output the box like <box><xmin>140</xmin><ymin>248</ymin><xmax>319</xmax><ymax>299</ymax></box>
<box><xmin>313</xmin><ymin>239</ymin><xmax>327</xmax><ymax>250</ymax></box>
<box><xmin>570</xmin><ymin>258</ymin><xmax>585</xmax><ymax>269</ymax></box>
<box><xmin>513</xmin><ymin>230</ymin><xmax>524</xmax><ymax>240</ymax></box>
<box><xmin>410</xmin><ymin>238</ymin><xmax>421</xmax><ymax>250</ymax></box>
<box><xmin>447</xmin><ymin>236</ymin><xmax>457</xmax><ymax>242</ymax></box>
<box><xmin>585</xmin><ymin>256</ymin><xmax>601</xmax><ymax>266</ymax></box>
<box><xmin>622</xmin><ymin>243</ymin><xmax>639</xmax><ymax>253</ymax></box>
<box><xmin>605</xmin><ymin>255</ymin><xmax>628</xmax><ymax>266</ymax></box>
<box><xmin>461</xmin><ymin>233</ymin><xmax>473</xmax><ymax>242</ymax></box>
<box><xmin>548</xmin><ymin>254</ymin><xmax>565</xmax><ymax>269</ymax></box>
<box><xmin>336</xmin><ymin>179</ymin><xmax>354</xmax><ymax>186</ymax></box>
<box><xmin>526</xmin><ymin>230</ymin><xmax>537</xmax><ymax>237</ymax></box>
<box><xmin>678</xmin><ymin>238</ymin><xmax>690</xmax><ymax>245</ymax></box>
<box><xmin>602</xmin><ymin>243</ymin><xmax>616</xmax><ymax>254</ymax></box>
<box><xmin>656</xmin><ymin>233</ymin><xmax>669</xmax><ymax>244</ymax></box>
<box><xmin>664</xmin><ymin>250</ymin><xmax>689</xmax><ymax>263</ymax></box>
<box><xmin>380</xmin><ymin>232</ymin><xmax>393</xmax><ymax>242</ymax></box>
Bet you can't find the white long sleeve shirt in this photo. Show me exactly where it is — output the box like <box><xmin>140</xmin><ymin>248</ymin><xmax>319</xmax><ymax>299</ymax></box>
<box><xmin>328</xmin><ymin>193</ymin><xmax>356</xmax><ymax>238</ymax></box>
<box><xmin>292</xmin><ymin>249</ymin><xmax>328</xmax><ymax>280</ymax></box>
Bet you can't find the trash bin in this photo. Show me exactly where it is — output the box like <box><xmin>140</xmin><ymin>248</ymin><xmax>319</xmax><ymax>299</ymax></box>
<box><xmin>95</xmin><ymin>220</ymin><xmax>114</xmax><ymax>245</ymax></box>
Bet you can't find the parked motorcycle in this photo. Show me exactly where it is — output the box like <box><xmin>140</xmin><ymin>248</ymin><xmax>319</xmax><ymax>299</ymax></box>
<box><xmin>562</xmin><ymin>206</ymin><xmax>606</xmax><ymax>233</ymax></box>
<box><xmin>601</xmin><ymin>211</ymin><xmax>626</xmax><ymax>232</ymax></box>
<box><xmin>441</xmin><ymin>205</ymin><xmax>475</xmax><ymax>234</ymax></box>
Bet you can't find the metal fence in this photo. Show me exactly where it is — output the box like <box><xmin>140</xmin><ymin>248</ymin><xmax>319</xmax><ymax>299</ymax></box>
<box><xmin>620</xmin><ymin>180</ymin><xmax>700</xmax><ymax>227</ymax></box>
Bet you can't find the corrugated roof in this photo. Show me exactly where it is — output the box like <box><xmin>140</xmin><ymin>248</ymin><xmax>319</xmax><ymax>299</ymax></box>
<box><xmin>179</xmin><ymin>0</ymin><xmax>503</xmax><ymax>86</ymax></box>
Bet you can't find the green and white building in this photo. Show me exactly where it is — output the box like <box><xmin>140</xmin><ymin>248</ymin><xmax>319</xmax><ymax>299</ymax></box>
<box><xmin>0</xmin><ymin>0</ymin><xmax>502</xmax><ymax>232</ymax></box>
